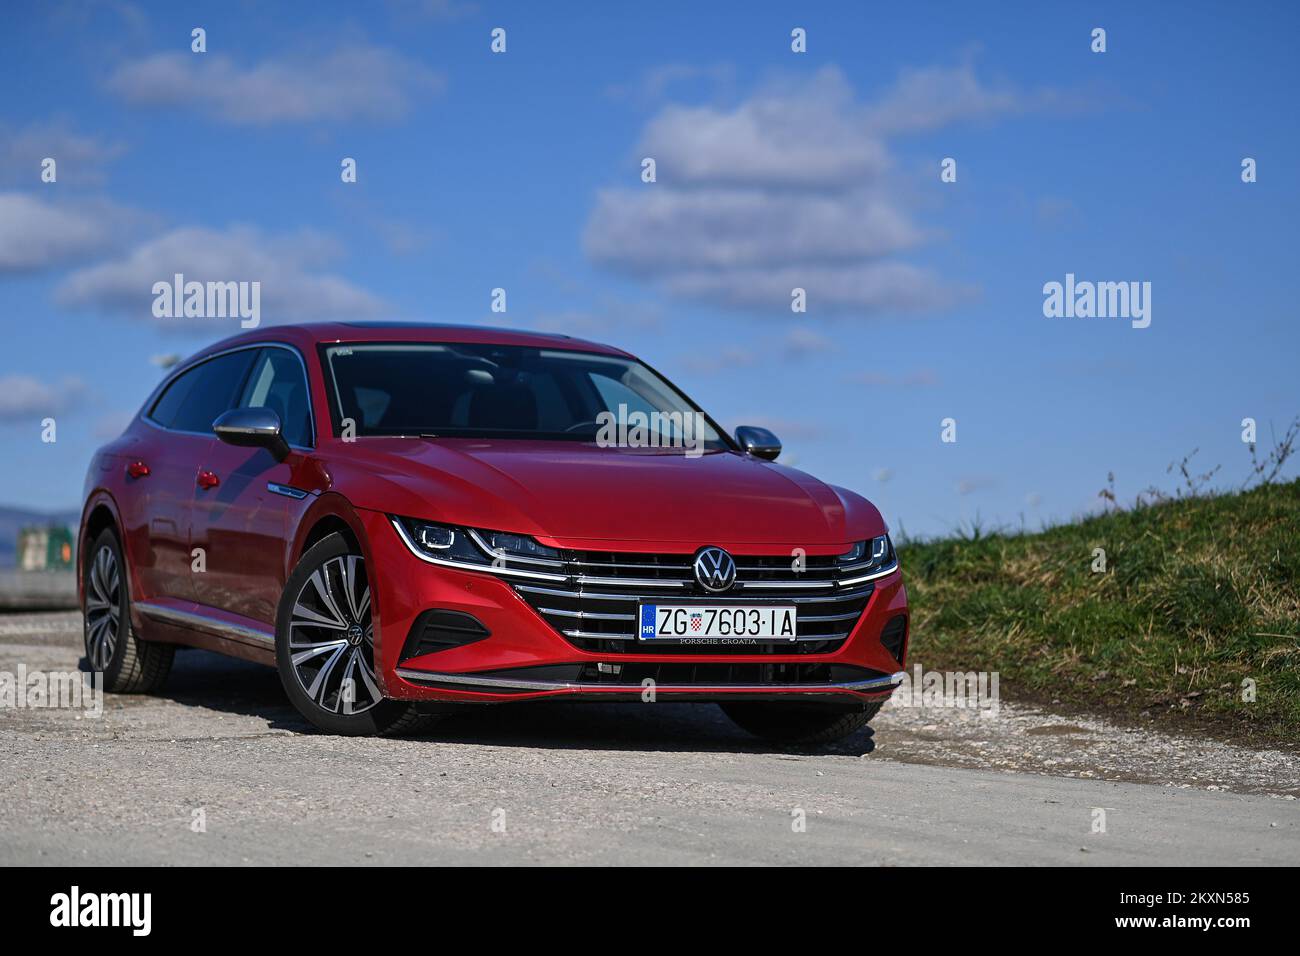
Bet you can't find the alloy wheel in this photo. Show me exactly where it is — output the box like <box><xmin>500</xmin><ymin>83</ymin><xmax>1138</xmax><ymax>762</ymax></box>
<box><xmin>84</xmin><ymin>544</ymin><xmax>120</xmax><ymax>671</ymax></box>
<box><xmin>288</xmin><ymin>554</ymin><xmax>381</xmax><ymax>715</ymax></box>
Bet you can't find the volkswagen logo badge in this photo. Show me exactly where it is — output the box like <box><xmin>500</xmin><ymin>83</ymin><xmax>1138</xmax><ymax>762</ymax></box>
<box><xmin>693</xmin><ymin>546</ymin><xmax>737</xmax><ymax>593</ymax></box>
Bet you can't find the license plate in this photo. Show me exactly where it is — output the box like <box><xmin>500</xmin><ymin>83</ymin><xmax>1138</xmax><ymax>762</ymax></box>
<box><xmin>638</xmin><ymin>605</ymin><xmax>797</xmax><ymax>641</ymax></box>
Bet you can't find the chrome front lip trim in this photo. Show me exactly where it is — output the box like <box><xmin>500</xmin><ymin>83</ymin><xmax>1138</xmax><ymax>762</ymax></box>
<box><xmin>395</xmin><ymin>667</ymin><xmax>907</xmax><ymax>694</ymax></box>
<box><xmin>136</xmin><ymin>601</ymin><xmax>275</xmax><ymax>649</ymax></box>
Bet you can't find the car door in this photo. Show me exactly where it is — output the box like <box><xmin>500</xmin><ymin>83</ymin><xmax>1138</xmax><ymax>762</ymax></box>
<box><xmin>191</xmin><ymin>346</ymin><xmax>315</xmax><ymax>626</ymax></box>
<box><xmin>131</xmin><ymin>349</ymin><xmax>258</xmax><ymax>603</ymax></box>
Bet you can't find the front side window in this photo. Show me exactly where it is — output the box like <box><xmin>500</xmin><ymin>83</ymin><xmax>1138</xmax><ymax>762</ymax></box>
<box><xmin>149</xmin><ymin>350</ymin><xmax>257</xmax><ymax>434</ymax></box>
<box><xmin>238</xmin><ymin>348</ymin><xmax>312</xmax><ymax>447</ymax></box>
<box><xmin>319</xmin><ymin>342</ymin><xmax>728</xmax><ymax>449</ymax></box>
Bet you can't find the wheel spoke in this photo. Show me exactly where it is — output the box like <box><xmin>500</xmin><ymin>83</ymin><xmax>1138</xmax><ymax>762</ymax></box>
<box><xmin>105</xmin><ymin>556</ymin><xmax>119</xmax><ymax>602</ymax></box>
<box><xmin>291</xmin><ymin>601</ymin><xmax>347</xmax><ymax>631</ymax></box>
<box><xmin>355</xmin><ymin>652</ymin><xmax>382</xmax><ymax>703</ymax></box>
<box><xmin>292</xmin><ymin>639</ymin><xmax>347</xmax><ymax>665</ymax></box>
<box><xmin>305</xmin><ymin>642</ymin><xmax>347</xmax><ymax>705</ymax></box>
<box><xmin>341</xmin><ymin>556</ymin><xmax>364</xmax><ymax>621</ymax></box>
<box><xmin>339</xmin><ymin>650</ymin><xmax>361</xmax><ymax>714</ymax></box>
<box><xmin>307</xmin><ymin>569</ymin><xmax>348</xmax><ymax>628</ymax></box>
<box><xmin>89</xmin><ymin>552</ymin><xmax>105</xmax><ymax>604</ymax></box>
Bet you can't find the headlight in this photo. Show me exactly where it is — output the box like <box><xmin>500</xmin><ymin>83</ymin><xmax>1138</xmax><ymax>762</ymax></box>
<box><xmin>837</xmin><ymin>534</ymin><xmax>898</xmax><ymax>586</ymax></box>
<box><xmin>390</xmin><ymin>516</ymin><xmax>567</xmax><ymax>581</ymax></box>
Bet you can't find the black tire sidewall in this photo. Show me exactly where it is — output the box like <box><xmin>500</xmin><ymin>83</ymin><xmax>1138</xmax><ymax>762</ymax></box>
<box><xmin>275</xmin><ymin>532</ymin><xmax>411</xmax><ymax>735</ymax></box>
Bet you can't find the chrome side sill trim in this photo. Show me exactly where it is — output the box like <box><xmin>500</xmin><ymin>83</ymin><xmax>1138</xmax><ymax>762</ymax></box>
<box><xmin>136</xmin><ymin>601</ymin><xmax>275</xmax><ymax>649</ymax></box>
<box><xmin>395</xmin><ymin>667</ymin><xmax>906</xmax><ymax>694</ymax></box>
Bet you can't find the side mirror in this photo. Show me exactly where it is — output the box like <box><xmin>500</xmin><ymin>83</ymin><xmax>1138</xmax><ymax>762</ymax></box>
<box><xmin>213</xmin><ymin>407</ymin><xmax>290</xmax><ymax>462</ymax></box>
<box><xmin>734</xmin><ymin>425</ymin><xmax>781</xmax><ymax>461</ymax></box>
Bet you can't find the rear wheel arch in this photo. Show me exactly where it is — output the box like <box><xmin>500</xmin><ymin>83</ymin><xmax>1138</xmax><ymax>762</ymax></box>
<box><xmin>83</xmin><ymin>502</ymin><xmax>118</xmax><ymax>546</ymax></box>
<box><xmin>79</xmin><ymin>497</ymin><xmax>123</xmax><ymax>602</ymax></box>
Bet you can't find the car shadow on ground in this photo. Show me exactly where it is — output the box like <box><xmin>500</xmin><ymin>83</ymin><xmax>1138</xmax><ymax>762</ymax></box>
<box><xmin>82</xmin><ymin>645</ymin><xmax>876</xmax><ymax>758</ymax></box>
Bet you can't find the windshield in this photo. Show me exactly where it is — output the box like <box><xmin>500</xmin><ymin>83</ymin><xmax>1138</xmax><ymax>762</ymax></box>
<box><xmin>319</xmin><ymin>342</ymin><xmax>730</xmax><ymax>449</ymax></box>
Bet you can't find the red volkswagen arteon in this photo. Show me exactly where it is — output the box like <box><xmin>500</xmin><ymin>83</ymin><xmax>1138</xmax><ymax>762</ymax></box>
<box><xmin>79</xmin><ymin>323</ymin><xmax>908</xmax><ymax>744</ymax></box>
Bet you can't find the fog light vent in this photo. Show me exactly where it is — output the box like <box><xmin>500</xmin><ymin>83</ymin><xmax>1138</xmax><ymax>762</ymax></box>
<box><xmin>879</xmin><ymin>614</ymin><xmax>908</xmax><ymax>662</ymax></box>
<box><xmin>400</xmin><ymin>610</ymin><xmax>490</xmax><ymax>661</ymax></box>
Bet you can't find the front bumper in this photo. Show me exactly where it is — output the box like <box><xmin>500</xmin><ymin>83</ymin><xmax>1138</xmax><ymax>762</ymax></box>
<box><xmin>358</xmin><ymin>509</ymin><xmax>909</xmax><ymax>705</ymax></box>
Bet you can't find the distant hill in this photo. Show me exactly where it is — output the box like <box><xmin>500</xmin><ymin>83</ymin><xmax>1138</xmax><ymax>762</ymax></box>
<box><xmin>0</xmin><ymin>505</ymin><xmax>82</xmax><ymax>568</ymax></box>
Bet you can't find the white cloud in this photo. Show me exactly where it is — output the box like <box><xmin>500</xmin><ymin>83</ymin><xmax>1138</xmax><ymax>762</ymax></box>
<box><xmin>864</xmin><ymin>63</ymin><xmax>1027</xmax><ymax>134</ymax></box>
<box><xmin>107</xmin><ymin>46</ymin><xmax>444</xmax><ymax>124</ymax></box>
<box><xmin>585</xmin><ymin>64</ymin><xmax>1045</xmax><ymax>317</ymax></box>
<box><xmin>589</xmin><ymin>187</ymin><xmax>926</xmax><ymax>273</ymax></box>
<box><xmin>784</xmin><ymin>325</ymin><xmax>833</xmax><ymax>357</ymax></box>
<box><xmin>0</xmin><ymin>375</ymin><xmax>87</xmax><ymax>423</ymax></box>
<box><xmin>634</xmin><ymin>69</ymin><xmax>888</xmax><ymax>189</ymax></box>
<box><xmin>0</xmin><ymin>120</ymin><xmax>126</xmax><ymax>186</ymax></box>
<box><xmin>55</xmin><ymin>225</ymin><xmax>386</xmax><ymax>325</ymax></box>
<box><xmin>0</xmin><ymin>193</ymin><xmax>139</xmax><ymax>273</ymax></box>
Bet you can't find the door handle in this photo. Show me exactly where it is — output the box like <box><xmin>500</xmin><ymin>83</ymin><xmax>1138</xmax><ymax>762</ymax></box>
<box><xmin>196</xmin><ymin>469</ymin><xmax>220</xmax><ymax>490</ymax></box>
<box><xmin>126</xmin><ymin>460</ymin><xmax>150</xmax><ymax>479</ymax></box>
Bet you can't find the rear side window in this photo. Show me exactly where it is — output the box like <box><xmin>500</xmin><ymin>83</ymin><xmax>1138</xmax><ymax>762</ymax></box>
<box><xmin>237</xmin><ymin>348</ymin><xmax>312</xmax><ymax>447</ymax></box>
<box><xmin>150</xmin><ymin>350</ymin><xmax>257</xmax><ymax>434</ymax></box>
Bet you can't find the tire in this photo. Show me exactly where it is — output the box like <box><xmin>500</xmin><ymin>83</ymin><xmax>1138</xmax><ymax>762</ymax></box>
<box><xmin>275</xmin><ymin>532</ymin><xmax>436</xmax><ymax>736</ymax></box>
<box><xmin>83</xmin><ymin>528</ymin><xmax>174</xmax><ymax>693</ymax></box>
<box><xmin>720</xmin><ymin>700</ymin><xmax>882</xmax><ymax>746</ymax></box>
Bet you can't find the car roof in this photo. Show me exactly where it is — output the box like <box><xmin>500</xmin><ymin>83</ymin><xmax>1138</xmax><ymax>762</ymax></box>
<box><xmin>185</xmin><ymin>321</ymin><xmax>632</xmax><ymax>365</ymax></box>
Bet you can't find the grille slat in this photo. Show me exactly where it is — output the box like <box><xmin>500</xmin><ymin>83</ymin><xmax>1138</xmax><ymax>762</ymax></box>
<box><xmin>513</xmin><ymin>548</ymin><xmax>874</xmax><ymax>655</ymax></box>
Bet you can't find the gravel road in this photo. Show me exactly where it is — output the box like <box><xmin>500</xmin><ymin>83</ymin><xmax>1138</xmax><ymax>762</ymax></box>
<box><xmin>2</xmin><ymin>612</ymin><xmax>1296</xmax><ymax>865</ymax></box>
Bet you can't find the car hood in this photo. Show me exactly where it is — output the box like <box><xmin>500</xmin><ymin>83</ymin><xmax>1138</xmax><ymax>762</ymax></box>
<box><xmin>332</xmin><ymin>438</ymin><xmax>886</xmax><ymax>549</ymax></box>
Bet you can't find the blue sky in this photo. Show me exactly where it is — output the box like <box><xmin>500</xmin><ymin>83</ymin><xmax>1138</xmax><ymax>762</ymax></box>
<box><xmin>1</xmin><ymin>0</ymin><xmax>1297</xmax><ymax>537</ymax></box>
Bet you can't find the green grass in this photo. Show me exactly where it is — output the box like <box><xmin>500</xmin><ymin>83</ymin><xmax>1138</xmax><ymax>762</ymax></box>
<box><xmin>898</xmin><ymin>480</ymin><xmax>1300</xmax><ymax>744</ymax></box>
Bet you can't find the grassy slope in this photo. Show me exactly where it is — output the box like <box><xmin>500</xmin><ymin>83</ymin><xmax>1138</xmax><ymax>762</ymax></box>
<box><xmin>898</xmin><ymin>480</ymin><xmax>1300</xmax><ymax>743</ymax></box>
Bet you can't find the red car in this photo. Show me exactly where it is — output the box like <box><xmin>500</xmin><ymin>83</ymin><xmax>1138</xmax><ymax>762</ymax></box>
<box><xmin>79</xmin><ymin>323</ymin><xmax>908</xmax><ymax>744</ymax></box>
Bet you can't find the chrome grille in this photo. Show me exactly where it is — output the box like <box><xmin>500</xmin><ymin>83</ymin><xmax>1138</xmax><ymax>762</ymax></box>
<box><xmin>511</xmin><ymin>550</ymin><xmax>874</xmax><ymax>654</ymax></box>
